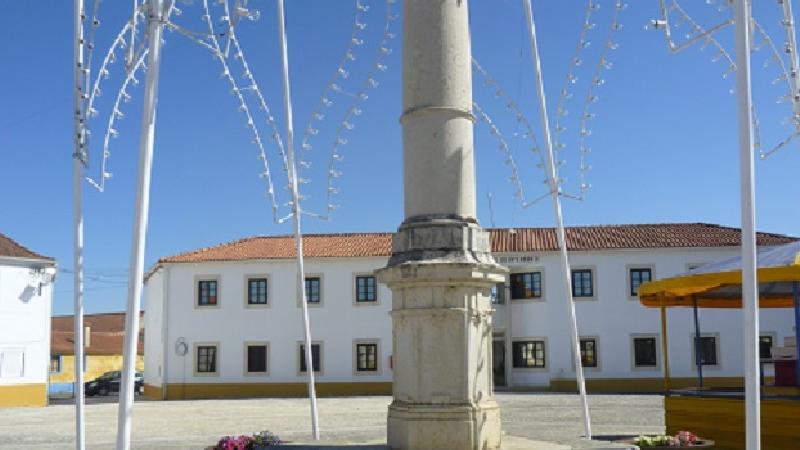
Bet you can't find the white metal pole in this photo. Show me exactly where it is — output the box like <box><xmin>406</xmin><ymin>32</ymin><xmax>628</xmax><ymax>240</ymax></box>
<box><xmin>116</xmin><ymin>0</ymin><xmax>165</xmax><ymax>448</ymax></box>
<box><xmin>523</xmin><ymin>0</ymin><xmax>591</xmax><ymax>439</ymax></box>
<box><xmin>733</xmin><ymin>0</ymin><xmax>760</xmax><ymax>448</ymax></box>
<box><xmin>72</xmin><ymin>1</ymin><xmax>86</xmax><ymax>448</ymax></box>
<box><xmin>276</xmin><ymin>0</ymin><xmax>320</xmax><ymax>440</ymax></box>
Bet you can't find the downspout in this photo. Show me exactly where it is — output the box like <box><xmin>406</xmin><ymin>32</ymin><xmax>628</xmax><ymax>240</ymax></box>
<box><xmin>692</xmin><ymin>296</ymin><xmax>703</xmax><ymax>388</ymax></box>
<box><xmin>160</xmin><ymin>265</ymin><xmax>170</xmax><ymax>400</ymax></box>
<box><xmin>793</xmin><ymin>282</ymin><xmax>799</xmax><ymax>386</ymax></box>
<box><xmin>660</xmin><ymin>301</ymin><xmax>670</xmax><ymax>393</ymax></box>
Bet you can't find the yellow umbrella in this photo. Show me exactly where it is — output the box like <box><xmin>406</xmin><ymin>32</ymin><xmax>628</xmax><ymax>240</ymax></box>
<box><xmin>639</xmin><ymin>241</ymin><xmax>800</xmax><ymax>309</ymax></box>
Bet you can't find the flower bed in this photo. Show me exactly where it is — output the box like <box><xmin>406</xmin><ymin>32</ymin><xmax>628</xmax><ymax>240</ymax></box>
<box><xmin>206</xmin><ymin>430</ymin><xmax>282</xmax><ymax>450</ymax></box>
<box><xmin>622</xmin><ymin>431</ymin><xmax>714</xmax><ymax>449</ymax></box>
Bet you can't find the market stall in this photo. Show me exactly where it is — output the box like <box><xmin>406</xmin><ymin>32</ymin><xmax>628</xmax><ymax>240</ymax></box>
<box><xmin>638</xmin><ymin>241</ymin><xmax>800</xmax><ymax>450</ymax></box>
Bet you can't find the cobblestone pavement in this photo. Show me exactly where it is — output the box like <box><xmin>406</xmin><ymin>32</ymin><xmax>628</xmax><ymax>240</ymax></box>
<box><xmin>0</xmin><ymin>393</ymin><xmax>663</xmax><ymax>449</ymax></box>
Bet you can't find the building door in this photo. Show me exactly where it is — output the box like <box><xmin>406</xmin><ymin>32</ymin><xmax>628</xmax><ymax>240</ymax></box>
<box><xmin>492</xmin><ymin>339</ymin><xmax>506</xmax><ymax>388</ymax></box>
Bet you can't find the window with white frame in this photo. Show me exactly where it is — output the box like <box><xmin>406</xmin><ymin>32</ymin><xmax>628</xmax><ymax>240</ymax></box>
<box><xmin>632</xmin><ymin>336</ymin><xmax>658</xmax><ymax>368</ymax></box>
<box><xmin>197</xmin><ymin>279</ymin><xmax>218</xmax><ymax>306</ymax></box>
<box><xmin>50</xmin><ymin>355</ymin><xmax>62</xmax><ymax>374</ymax></box>
<box><xmin>510</xmin><ymin>272</ymin><xmax>542</xmax><ymax>300</ymax></box>
<box><xmin>355</xmin><ymin>342</ymin><xmax>378</xmax><ymax>372</ymax></box>
<box><xmin>196</xmin><ymin>344</ymin><xmax>218</xmax><ymax>374</ymax></box>
<box><xmin>247</xmin><ymin>278</ymin><xmax>268</xmax><ymax>305</ymax></box>
<box><xmin>580</xmin><ymin>338</ymin><xmax>598</xmax><ymax>368</ymax></box>
<box><xmin>692</xmin><ymin>335</ymin><xmax>719</xmax><ymax>366</ymax></box>
<box><xmin>512</xmin><ymin>340</ymin><xmax>546</xmax><ymax>368</ymax></box>
<box><xmin>629</xmin><ymin>267</ymin><xmax>652</xmax><ymax>297</ymax></box>
<box><xmin>299</xmin><ymin>343</ymin><xmax>322</xmax><ymax>373</ymax></box>
<box><xmin>491</xmin><ymin>282</ymin><xmax>506</xmax><ymax>304</ymax></box>
<box><xmin>305</xmin><ymin>277</ymin><xmax>321</xmax><ymax>304</ymax></box>
<box><xmin>571</xmin><ymin>269</ymin><xmax>594</xmax><ymax>298</ymax></box>
<box><xmin>760</xmin><ymin>334</ymin><xmax>775</xmax><ymax>360</ymax></box>
<box><xmin>355</xmin><ymin>275</ymin><xmax>377</xmax><ymax>303</ymax></box>
<box><xmin>245</xmin><ymin>343</ymin><xmax>268</xmax><ymax>374</ymax></box>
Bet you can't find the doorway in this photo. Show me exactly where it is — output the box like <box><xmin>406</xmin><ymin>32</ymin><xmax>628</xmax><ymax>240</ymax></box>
<box><xmin>492</xmin><ymin>339</ymin><xmax>506</xmax><ymax>388</ymax></box>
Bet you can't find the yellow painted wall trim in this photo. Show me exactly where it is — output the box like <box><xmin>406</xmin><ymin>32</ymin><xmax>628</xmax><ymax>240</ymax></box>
<box><xmin>160</xmin><ymin>382</ymin><xmax>392</xmax><ymax>400</ymax></box>
<box><xmin>143</xmin><ymin>383</ymin><xmax>162</xmax><ymax>400</ymax></box>
<box><xmin>0</xmin><ymin>384</ymin><xmax>47</xmax><ymax>407</ymax></box>
<box><xmin>548</xmin><ymin>376</ymin><xmax>756</xmax><ymax>393</ymax></box>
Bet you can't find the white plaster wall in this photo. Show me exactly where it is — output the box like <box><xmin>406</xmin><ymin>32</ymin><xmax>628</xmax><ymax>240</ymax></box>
<box><xmin>0</xmin><ymin>259</ymin><xmax>54</xmax><ymax>387</ymax></box>
<box><xmin>493</xmin><ymin>247</ymin><xmax>796</xmax><ymax>387</ymax></box>
<box><xmin>144</xmin><ymin>246</ymin><xmax>795</xmax><ymax>389</ymax></box>
<box><xmin>143</xmin><ymin>270</ymin><xmax>164</xmax><ymax>386</ymax></box>
<box><xmin>157</xmin><ymin>257</ymin><xmax>393</xmax><ymax>385</ymax></box>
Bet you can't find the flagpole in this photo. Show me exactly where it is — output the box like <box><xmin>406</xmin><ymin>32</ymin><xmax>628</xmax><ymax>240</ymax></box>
<box><xmin>523</xmin><ymin>0</ymin><xmax>591</xmax><ymax>438</ymax></box>
<box><xmin>733</xmin><ymin>0</ymin><xmax>760</xmax><ymax>448</ymax></box>
<box><xmin>116</xmin><ymin>0</ymin><xmax>165</xmax><ymax>448</ymax></box>
<box><xmin>276</xmin><ymin>0</ymin><xmax>320</xmax><ymax>440</ymax></box>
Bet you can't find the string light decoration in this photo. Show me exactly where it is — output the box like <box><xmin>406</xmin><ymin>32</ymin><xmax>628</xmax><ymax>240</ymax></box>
<box><xmin>320</xmin><ymin>0</ymin><xmax>398</xmax><ymax>218</ymax></box>
<box><xmin>649</xmin><ymin>0</ymin><xmax>800</xmax><ymax>158</ymax></box>
<box><xmin>87</xmin><ymin>49</ymin><xmax>149</xmax><ymax>191</ymax></box>
<box><xmin>194</xmin><ymin>0</ymin><xmax>285</xmax><ymax>221</ymax></box>
<box><xmin>473</xmin><ymin>0</ymin><xmax>625</xmax><ymax>207</ymax></box>
<box><xmin>552</xmin><ymin>0</ymin><xmax>599</xmax><ymax>163</ymax></box>
<box><xmin>153</xmin><ymin>0</ymin><xmax>396</xmax><ymax>222</ymax></box>
<box><xmin>299</xmin><ymin>0</ymin><xmax>372</xmax><ymax>177</ymax></box>
<box><xmin>81</xmin><ymin>3</ymin><xmax>166</xmax><ymax>191</ymax></box>
<box><xmin>473</xmin><ymin>101</ymin><xmax>532</xmax><ymax>207</ymax></box>
<box><xmin>575</xmin><ymin>0</ymin><xmax>626</xmax><ymax>197</ymax></box>
<box><xmin>472</xmin><ymin>60</ymin><xmax>552</xmax><ymax>208</ymax></box>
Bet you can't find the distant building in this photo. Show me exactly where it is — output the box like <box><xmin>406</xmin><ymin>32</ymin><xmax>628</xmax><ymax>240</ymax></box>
<box><xmin>0</xmin><ymin>233</ymin><xmax>56</xmax><ymax>407</ymax></box>
<box><xmin>143</xmin><ymin>223</ymin><xmax>797</xmax><ymax>400</ymax></box>
<box><xmin>49</xmin><ymin>312</ymin><xmax>144</xmax><ymax>395</ymax></box>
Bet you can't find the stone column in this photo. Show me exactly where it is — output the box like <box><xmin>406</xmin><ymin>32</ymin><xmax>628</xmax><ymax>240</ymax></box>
<box><xmin>377</xmin><ymin>1</ymin><xmax>506</xmax><ymax>448</ymax></box>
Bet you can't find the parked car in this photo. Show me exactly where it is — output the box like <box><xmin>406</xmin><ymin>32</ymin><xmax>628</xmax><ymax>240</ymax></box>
<box><xmin>85</xmin><ymin>371</ymin><xmax>144</xmax><ymax>396</ymax></box>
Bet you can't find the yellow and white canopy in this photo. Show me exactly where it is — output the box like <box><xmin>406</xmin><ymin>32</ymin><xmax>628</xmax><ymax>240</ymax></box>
<box><xmin>639</xmin><ymin>241</ymin><xmax>800</xmax><ymax>309</ymax></box>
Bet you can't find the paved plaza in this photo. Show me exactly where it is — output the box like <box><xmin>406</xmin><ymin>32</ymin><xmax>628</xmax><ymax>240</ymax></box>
<box><xmin>0</xmin><ymin>393</ymin><xmax>663</xmax><ymax>449</ymax></box>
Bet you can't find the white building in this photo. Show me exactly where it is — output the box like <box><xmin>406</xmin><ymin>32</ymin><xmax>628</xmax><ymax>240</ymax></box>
<box><xmin>143</xmin><ymin>223</ymin><xmax>796</xmax><ymax>399</ymax></box>
<box><xmin>0</xmin><ymin>233</ymin><xmax>56</xmax><ymax>407</ymax></box>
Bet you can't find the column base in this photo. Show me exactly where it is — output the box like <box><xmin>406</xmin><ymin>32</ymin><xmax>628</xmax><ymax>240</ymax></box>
<box><xmin>387</xmin><ymin>399</ymin><xmax>501</xmax><ymax>450</ymax></box>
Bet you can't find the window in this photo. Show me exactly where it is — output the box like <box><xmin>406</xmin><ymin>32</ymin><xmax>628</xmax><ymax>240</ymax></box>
<box><xmin>760</xmin><ymin>335</ymin><xmax>774</xmax><ymax>360</ymax></box>
<box><xmin>305</xmin><ymin>277</ymin><xmax>321</xmax><ymax>304</ymax></box>
<box><xmin>693</xmin><ymin>336</ymin><xmax>718</xmax><ymax>366</ymax></box>
<box><xmin>197</xmin><ymin>280</ymin><xmax>218</xmax><ymax>306</ymax></box>
<box><xmin>355</xmin><ymin>276</ymin><xmax>377</xmax><ymax>303</ymax></box>
<box><xmin>571</xmin><ymin>269</ymin><xmax>593</xmax><ymax>298</ymax></box>
<box><xmin>491</xmin><ymin>282</ymin><xmax>506</xmax><ymax>304</ymax></box>
<box><xmin>580</xmin><ymin>338</ymin><xmax>598</xmax><ymax>368</ymax></box>
<box><xmin>50</xmin><ymin>355</ymin><xmax>62</xmax><ymax>374</ymax></box>
<box><xmin>299</xmin><ymin>343</ymin><xmax>321</xmax><ymax>373</ymax></box>
<box><xmin>510</xmin><ymin>272</ymin><xmax>542</xmax><ymax>299</ymax></box>
<box><xmin>629</xmin><ymin>268</ymin><xmax>652</xmax><ymax>296</ymax></box>
<box><xmin>196</xmin><ymin>345</ymin><xmax>217</xmax><ymax>373</ymax></box>
<box><xmin>512</xmin><ymin>340</ymin><xmax>546</xmax><ymax>368</ymax></box>
<box><xmin>633</xmin><ymin>337</ymin><xmax>658</xmax><ymax>368</ymax></box>
<box><xmin>0</xmin><ymin>349</ymin><xmax>25</xmax><ymax>378</ymax></box>
<box><xmin>356</xmin><ymin>343</ymin><xmax>378</xmax><ymax>372</ymax></box>
<box><xmin>246</xmin><ymin>344</ymin><xmax>268</xmax><ymax>374</ymax></box>
<box><xmin>247</xmin><ymin>278</ymin><xmax>268</xmax><ymax>305</ymax></box>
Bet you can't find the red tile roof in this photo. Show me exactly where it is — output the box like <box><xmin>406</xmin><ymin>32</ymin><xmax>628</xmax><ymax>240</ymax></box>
<box><xmin>51</xmin><ymin>312</ymin><xmax>143</xmax><ymax>356</ymax></box>
<box><xmin>490</xmin><ymin>223</ymin><xmax>796</xmax><ymax>252</ymax></box>
<box><xmin>0</xmin><ymin>232</ymin><xmax>53</xmax><ymax>261</ymax></box>
<box><xmin>152</xmin><ymin>224</ymin><xmax>795</xmax><ymax>267</ymax></box>
<box><xmin>158</xmin><ymin>233</ymin><xmax>393</xmax><ymax>263</ymax></box>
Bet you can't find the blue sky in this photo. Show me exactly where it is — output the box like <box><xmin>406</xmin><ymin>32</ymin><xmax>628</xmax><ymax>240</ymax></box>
<box><xmin>1</xmin><ymin>0</ymin><xmax>798</xmax><ymax>316</ymax></box>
